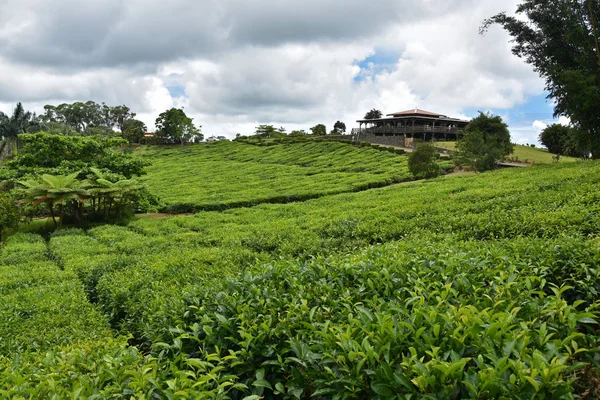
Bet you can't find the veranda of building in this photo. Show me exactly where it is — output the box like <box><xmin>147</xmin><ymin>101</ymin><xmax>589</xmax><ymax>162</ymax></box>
<box><xmin>352</xmin><ymin>109</ymin><xmax>470</xmax><ymax>146</ymax></box>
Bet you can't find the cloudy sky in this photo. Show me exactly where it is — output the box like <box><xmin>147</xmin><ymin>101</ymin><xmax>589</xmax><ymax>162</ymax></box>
<box><xmin>0</xmin><ymin>0</ymin><xmax>560</xmax><ymax>143</ymax></box>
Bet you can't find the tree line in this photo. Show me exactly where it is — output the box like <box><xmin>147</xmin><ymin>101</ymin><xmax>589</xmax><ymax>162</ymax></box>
<box><xmin>0</xmin><ymin>101</ymin><xmax>203</xmax><ymax>156</ymax></box>
<box><xmin>0</xmin><ymin>132</ymin><xmax>158</xmax><ymax>240</ymax></box>
<box><xmin>237</xmin><ymin>121</ymin><xmax>347</xmax><ymax>140</ymax></box>
<box><xmin>483</xmin><ymin>0</ymin><xmax>600</xmax><ymax>159</ymax></box>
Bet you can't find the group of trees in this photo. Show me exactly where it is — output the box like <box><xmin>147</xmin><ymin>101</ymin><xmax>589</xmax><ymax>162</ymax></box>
<box><xmin>483</xmin><ymin>0</ymin><xmax>600</xmax><ymax>158</ymax></box>
<box><xmin>408</xmin><ymin>112</ymin><xmax>514</xmax><ymax>178</ymax></box>
<box><xmin>0</xmin><ymin>132</ymin><xmax>156</xmax><ymax>236</ymax></box>
<box><xmin>154</xmin><ymin>108</ymin><xmax>202</xmax><ymax>145</ymax></box>
<box><xmin>539</xmin><ymin>124</ymin><xmax>591</xmax><ymax>158</ymax></box>
<box><xmin>242</xmin><ymin>120</ymin><xmax>347</xmax><ymax>140</ymax></box>
<box><xmin>0</xmin><ymin>101</ymin><xmax>204</xmax><ymax>150</ymax></box>
<box><xmin>456</xmin><ymin>112</ymin><xmax>513</xmax><ymax>171</ymax></box>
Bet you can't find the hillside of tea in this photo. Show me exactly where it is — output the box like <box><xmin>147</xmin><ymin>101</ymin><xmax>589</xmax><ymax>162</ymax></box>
<box><xmin>1</xmin><ymin>152</ymin><xmax>600</xmax><ymax>398</ymax></box>
<box><xmin>137</xmin><ymin>141</ymin><xmax>413</xmax><ymax>212</ymax></box>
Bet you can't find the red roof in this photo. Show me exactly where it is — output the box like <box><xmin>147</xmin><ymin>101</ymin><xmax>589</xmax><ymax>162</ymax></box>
<box><xmin>387</xmin><ymin>108</ymin><xmax>446</xmax><ymax>118</ymax></box>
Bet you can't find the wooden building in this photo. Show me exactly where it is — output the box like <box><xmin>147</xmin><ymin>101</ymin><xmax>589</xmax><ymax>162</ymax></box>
<box><xmin>352</xmin><ymin>109</ymin><xmax>469</xmax><ymax>145</ymax></box>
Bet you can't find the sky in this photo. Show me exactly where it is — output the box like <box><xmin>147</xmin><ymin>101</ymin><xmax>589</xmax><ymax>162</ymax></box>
<box><xmin>0</xmin><ymin>0</ymin><xmax>563</xmax><ymax>144</ymax></box>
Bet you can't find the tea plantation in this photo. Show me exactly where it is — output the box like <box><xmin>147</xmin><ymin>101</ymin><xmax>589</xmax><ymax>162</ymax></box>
<box><xmin>1</xmin><ymin>146</ymin><xmax>600</xmax><ymax>398</ymax></box>
<box><xmin>138</xmin><ymin>141</ymin><xmax>412</xmax><ymax>212</ymax></box>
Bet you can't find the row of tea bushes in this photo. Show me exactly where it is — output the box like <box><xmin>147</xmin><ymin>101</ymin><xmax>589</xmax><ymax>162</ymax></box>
<box><xmin>139</xmin><ymin>141</ymin><xmax>412</xmax><ymax>212</ymax></box>
<box><xmin>0</xmin><ymin>233</ymin><xmax>111</xmax><ymax>354</ymax></box>
<box><xmin>44</xmin><ymin>161</ymin><xmax>600</xmax><ymax>350</ymax></box>
<box><xmin>169</xmin><ymin>235</ymin><xmax>600</xmax><ymax>399</ymax></box>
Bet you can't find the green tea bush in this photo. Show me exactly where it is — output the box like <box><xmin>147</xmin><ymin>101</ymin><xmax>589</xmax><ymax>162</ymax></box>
<box><xmin>408</xmin><ymin>144</ymin><xmax>441</xmax><ymax>179</ymax></box>
<box><xmin>139</xmin><ymin>141</ymin><xmax>410</xmax><ymax>212</ymax></box>
<box><xmin>2</xmin><ymin>160</ymin><xmax>600</xmax><ymax>398</ymax></box>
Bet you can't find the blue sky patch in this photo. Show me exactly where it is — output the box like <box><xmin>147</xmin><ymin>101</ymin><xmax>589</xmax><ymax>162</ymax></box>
<box><xmin>354</xmin><ymin>49</ymin><xmax>402</xmax><ymax>83</ymax></box>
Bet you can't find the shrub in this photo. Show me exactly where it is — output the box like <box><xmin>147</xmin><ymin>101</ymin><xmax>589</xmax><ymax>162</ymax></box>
<box><xmin>407</xmin><ymin>144</ymin><xmax>440</xmax><ymax>179</ymax></box>
<box><xmin>0</xmin><ymin>194</ymin><xmax>20</xmax><ymax>242</ymax></box>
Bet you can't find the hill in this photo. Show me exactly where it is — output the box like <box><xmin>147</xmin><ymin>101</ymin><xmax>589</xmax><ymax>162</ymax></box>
<box><xmin>137</xmin><ymin>141</ymin><xmax>412</xmax><ymax>212</ymax></box>
<box><xmin>2</xmin><ymin>159</ymin><xmax>600</xmax><ymax>398</ymax></box>
<box><xmin>435</xmin><ymin>141</ymin><xmax>579</xmax><ymax>164</ymax></box>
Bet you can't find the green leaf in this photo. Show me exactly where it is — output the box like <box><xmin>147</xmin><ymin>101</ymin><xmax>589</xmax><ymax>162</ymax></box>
<box><xmin>252</xmin><ymin>379</ymin><xmax>272</xmax><ymax>390</ymax></box>
<box><xmin>371</xmin><ymin>382</ymin><xmax>394</xmax><ymax>396</ymax></box>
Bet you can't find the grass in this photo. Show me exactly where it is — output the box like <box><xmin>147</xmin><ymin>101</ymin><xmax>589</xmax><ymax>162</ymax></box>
<box><xmin>435</xmin><ymin>141</ymin><xmax>579</xmax><ymax>164</ymax></box>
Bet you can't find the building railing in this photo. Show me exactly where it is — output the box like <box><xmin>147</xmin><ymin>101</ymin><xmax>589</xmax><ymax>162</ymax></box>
<box><xmin>351</xmin><ymin>126</ymin><xmax>464</xmax><ymax>135</ymax></box>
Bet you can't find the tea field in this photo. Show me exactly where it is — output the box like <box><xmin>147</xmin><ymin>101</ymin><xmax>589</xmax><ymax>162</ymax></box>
<box><xmin>1</xmin><ymin>157</ymin><xmax>600</xmax><ymax>398</ymax></box>
<box><xmin>137</xmin><ymin>141</ymin><xmax>412</xmax><ymax>212</ymax></box>
<box><xmin>435</xmin><ymin>142</ymin><xmax>579</xmax><ymax>164</ymax></box>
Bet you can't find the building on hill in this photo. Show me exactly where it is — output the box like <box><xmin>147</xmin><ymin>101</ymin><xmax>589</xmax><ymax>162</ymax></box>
<box><xmin>352</xmin><ymin>108</ymin><xmax>469</xmax><ymax>147</ymax></box>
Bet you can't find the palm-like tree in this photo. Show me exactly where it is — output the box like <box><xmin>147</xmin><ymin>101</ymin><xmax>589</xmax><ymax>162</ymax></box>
<box><xmin>0</xmin><ymin>102</ymin><xmax>36</xmax><ymax>157</ymax></box>
<box><xmin>84</xmin><ymin>168</ymin><xmax>142</xmax><ymax>218</ymax></box>
<box><xmin>19</xmin><ymin>173</ymin><xmax>88</xmax><ymax>229</ymax></box>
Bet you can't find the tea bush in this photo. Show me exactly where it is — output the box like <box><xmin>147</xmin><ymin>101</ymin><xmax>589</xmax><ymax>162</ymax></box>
<box><xmin>139</xmin><ymin>141</ymin><xmax>412</xmax><ymax>212</ymax></box>
<box><xmin>1</xmin><ymin>160</ymin><xmax>600</xmax><ymax>398</ymax></box>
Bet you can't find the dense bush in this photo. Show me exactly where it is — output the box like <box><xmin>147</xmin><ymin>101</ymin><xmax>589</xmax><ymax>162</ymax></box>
<box><xmin>408</xmin><ymin>144</ymin><xmax>441</xmax><ymax>179</ymax></box>
<box><xmin>6</xmin><ymin>132</ymin><xmax>148</xmax><ymax>178</ymax></box>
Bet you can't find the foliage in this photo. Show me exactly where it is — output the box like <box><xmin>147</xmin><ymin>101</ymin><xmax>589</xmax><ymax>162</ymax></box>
<box><xmin>456</xmin><ymin>112</ymin><xmax>513</xmax><ymax>171</ymax></box>
<box><xmin>18</xmin><ymin>173</ymin><xmax>86</xmax><ymax>229</ymax></box>
<box><xmin>310</xmin><ymin>124</ymin><xmax>327</xmax><ymax>136</ymax></box>
<box><xmin>1</xmin><ymin>161</ymin><xmax>597</xmax><ymax>398</ymax></box>
<box><xmin>539</xmin><ymin>123</ymin><xmax>585</xmax><ymax>157</ymax></box>
<box><xmin>364</xmin><ymin>108</ymin><xmax>383</xmax><ymax>120</ymax></box>
<box><xmin>253</xmin><ymin>124</ymin><xmax>286</xmax><ymax>139</ymax></box>
<box><xmin>18</xmin><ymin>169</ymin><xmax>146</xmax><ymax>228</ymax></box>
<box><xmin>41</xmin><ymin>101</ymin><xmax>136</xmax><ymax>133</ymax></box>
<box><xmin>0</xmin><ymin>194</ymin><xmax>20</xmax><ymax>241</ymax></box>
<box><xmin>333</xmin><ymin>120</ymin><xmax>346</xmax><ymax>134</ymax></box>
<box><xmin>437</xmin><ymin>141</ymin><xmax>579</xmax><ymax>164</ymax></box>
<box><xmin>0</xmin><ymin>103</ymin><xmax>40</xmax><ymax>158</ymax></box>
<box><xmin>138</xmin><ymin>141</ymin><xmax>411</xmax><ymax>212</ymax></box>
<box><xmin>6</xmin><ymin>132</ymin><xmax>148</xmax><ymax>178</ymax></box>
<box><xmin>122</xmin><ymin>118</ymin><xmax>148</xmax><ymax>144</ymax></box>
<box><xmin>408</xmin><ymin>143</ymin><xmax>441</xmax><ymax>179</ymax></box>
<box><xmin>2</xmin><ymin>139</ymin><xmax>600</xmax><ymax>398</ymax></box>
<box><xmin>482</xmin><ymin>0</ymin><xmax>600</xmax><ymax>158</ymax></box>
<box><xmin>155</xmin><ymin>108</ymin><xmax>202</xmax><ymax>145</ymax></box>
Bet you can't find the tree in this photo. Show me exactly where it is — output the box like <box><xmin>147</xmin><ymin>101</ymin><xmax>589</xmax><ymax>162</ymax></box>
<box><xmin>333</xmin><ymin>121</ymin><xmax>346</xmax><ymax>134</ymax></box>
<box><xmin>155</xmin><ymin>108</ymin><xmax>201</xmax><ymax>145</ymax></box>
<box><xmin>539</xmin><ymin>123</ymin><xmax>589</xmax><ymax>157</ymax></box>
<box><xmin>364</xmin><ymin>109</ymin><xmax>383</xmax><ymax>120</ymax></box>
<box><xmin>122</xmin><ymin>119</ymin><xmax>148</xmax><ymax>144</ymax></box>
<box><xmin>407</xmin><ymin>144</ymin><xmax>440</xmax><ymax>179</ymax></box>
<box><xmin>253</xmin><ymin>125</ymin><xmax>284</xmax><ymax>139</ymax></box>
<box><xmin>539</xmin><ymin>124</ymin><xmax>570</xmax><ymax>155</ymax></box>
<box><xmin>456</xmin><ymin>112</ymin><xmax>513</xmax><ymax>171</ymax></box>
<box><xmin>0</xmin><ymin>194</ymin><xmax>20</xmax><ymax>242</ymax></box>
<box><xmin>482</xmin><ymin>0</ymin><xmax>600</xmax><ymax>158</ymax></box>
<box><xmin>0</xmin><ymin>102</ymin><xmax>36</xmax><ymax>157</ymax></box>
<box><xmin>310</xmin><ymin>124</ymin><xmax>327</xmax><ymax>136</ymax></box>
<box><xmin>111</xmin><ymin>105</ymin><xmax>136</xmax><ymax>133</ymax></box>
<box><xmin>19</xmin><ymin>173</ymin><xmax>87</xmax><ymax>229</ymax></box>
<box><xmin>7</xmin><ymin>133</ymin><xmax>148</xmax><ymax>178</ymax></box>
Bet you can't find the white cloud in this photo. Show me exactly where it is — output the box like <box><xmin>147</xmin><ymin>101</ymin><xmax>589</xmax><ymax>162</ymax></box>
<box><xmin>0</xmin><ymin>0</ymin><xmax>549</xmax><ymax>138</ymax></box>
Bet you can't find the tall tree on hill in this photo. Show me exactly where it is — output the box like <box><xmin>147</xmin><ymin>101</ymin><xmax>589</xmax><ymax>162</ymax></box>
<box><xmin>456</xmin><ymin>112</ymin><xmax>513</xmax><ymax>171</ymax></box>
<box><xmin>155</xmin><ymin>108</ymin><xmax>201</xmax><ymax>145</ymax></box>
<box><xmin>0</xmin><ymin>102</ymin><xmax>37</xmax><ymax>157</ymax></box>
<box><xmin>310</xmin><ymin>124</ymin><xmax>327</xmax><ymax>136</ymax></box>
<box><xmin>333</xmin><ymin>121</ymin><xmax>346</xmax><ymax>134</ymax></box>
<box><xmin>122</xmin><ymin>119</ymin><xmax>148</xmax><ymax>144</ymax></box>
<box><xmin>482</xmin><ymin>0</ymin><xmax>600</xmax><ymax>158</ymax></box>
<box><xmin>364</xmin><ymin>109</ymin><xmax>383</xmax><ymax>120</ymax></box>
